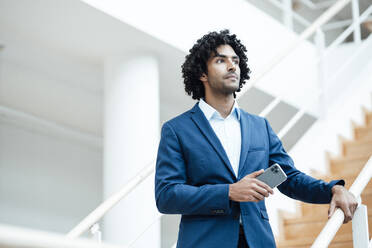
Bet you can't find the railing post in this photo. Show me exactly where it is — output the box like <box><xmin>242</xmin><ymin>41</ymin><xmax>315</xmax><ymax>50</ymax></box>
<box><xmin>314</xmin><ymin>28</ymin><xmax>327</xmax><ymax>119</ymax></box>
<box><xmin>351</xmin><ymin>0</ymin><xmax>362</xmax><ymax>44</ymax></box>
<box><xmin>0</xmin><ymin>44</ymin><xmax>4</xmax><ymax>84</ymax></box>
<box><xmin>352</xmin><ymin>204</ymin><xmax>369</xmax><ymax>248</ymax></box>
<box><xmin>90</xmin><ymin>223</ymin><xmax>102</xmax><ymax>243</ymax></box>
<box><xmin>282</xmin><ymin>0</ymin><xmax>294</xmax><ymax>30</ymax></box>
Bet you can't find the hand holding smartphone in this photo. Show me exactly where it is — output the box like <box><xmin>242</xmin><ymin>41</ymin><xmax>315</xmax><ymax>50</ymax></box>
<box><xmin>256</xmin><ymin>163</ymin><xmax>287</xmax><ymax>189</ymax></box>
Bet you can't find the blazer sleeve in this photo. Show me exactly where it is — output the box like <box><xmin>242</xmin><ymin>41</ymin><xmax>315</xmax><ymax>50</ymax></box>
<box><xmin>154</xmin><ymin>122</ymin><xmax>231</xmax><ymax>215</ymax></box>
<box><xmin>264</xmin><ymin>118</ymin><xmax>344</xmax><ymax>204</ymax></box>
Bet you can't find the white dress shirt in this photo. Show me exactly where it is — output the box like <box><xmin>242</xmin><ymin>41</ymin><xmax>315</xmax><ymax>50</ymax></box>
<box><xmin>198</xmin><ymin>98</ymin><xmax>242</xmax><ymax>177</ymax></box>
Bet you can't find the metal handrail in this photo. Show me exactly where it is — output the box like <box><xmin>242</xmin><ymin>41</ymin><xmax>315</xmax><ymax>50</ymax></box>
<box><xmin>258</xmin><ymin>5</ymin><xmax>372</xmax><ymax>134</ymax></box>
<box><xmin>236</xmin><ymin>0</ymin><xmax>354</xmax><ymax>98</ymax></box>
<box><xmin>66</xmin><ymin>160</ymin><xmax>155</xmax><ymax>238</ymax></box>
<box><xmin>311</xmin><ymin>156</ymin><xmax>372</xmax><ymax>247</ymax></box>
<box><xmin>326</xmin><ymin>4</ymin><xmax>372</xmax><ymax>52</ymax></box>
<box><xmin>266</xmin><ymin>0</ymin><xmax>311</xmax><ymax>27</ymax></box>
<box><xmin>298</xmin><ymin>0</ymin><xmax>338</xmax><ymax>9</ymax></box>
<box><xmin>0</xmin><ymin>224</ymin><xmax>123</xmax><ymax>248</ymax></box>
<box><xmin>67</xmin><ymin>0</ymin><xmax>359</xmax><ymax>239</ymax></box>
<box><xmin>263</xmin><ymin>31</ymin><xmax>372</xmax><ymax>141</ymax></box>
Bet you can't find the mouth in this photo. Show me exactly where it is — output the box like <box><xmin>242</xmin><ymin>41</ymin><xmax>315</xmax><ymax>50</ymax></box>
<box><xmin>225</xmin><ymin>75</ymin><xmax>238</xmax><ymax>80</ymax></box>
<box><xmin>225</xmin><ymin>73</ymin><xmax>238</xmax><ymax>80</ymax></box>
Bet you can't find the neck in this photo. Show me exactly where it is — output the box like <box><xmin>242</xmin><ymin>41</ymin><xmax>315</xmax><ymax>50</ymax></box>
<box><xmin>204</xmin><ymin>92</ymin><xmax>235</xmax><ymax>119</ymax></box>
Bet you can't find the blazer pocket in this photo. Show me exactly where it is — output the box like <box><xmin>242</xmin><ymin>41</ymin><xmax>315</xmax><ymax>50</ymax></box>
<box><xmin>248</xmin><ymin>147</ymin><xmax>265</xmax><ymax>152</ymax></box>
<box><xmin>260</xmin><ymin>208</ymin><xmax>269</xmax><ymax>221</ymax></box>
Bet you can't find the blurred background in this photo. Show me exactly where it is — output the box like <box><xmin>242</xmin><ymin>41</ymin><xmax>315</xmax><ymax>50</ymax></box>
<box><xmin>0</xmin><ymin>0</ymin><xmax>371</xmax><ymax>247</ymax></box>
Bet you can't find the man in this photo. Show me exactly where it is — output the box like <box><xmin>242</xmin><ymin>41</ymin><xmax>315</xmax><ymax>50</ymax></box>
<box><xmin>154</xmin><ymin>30</ymin><xmax>357</xmax><ymax>248</ymax></box>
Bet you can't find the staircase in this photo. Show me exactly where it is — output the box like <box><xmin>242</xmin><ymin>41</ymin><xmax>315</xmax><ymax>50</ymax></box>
<box><xmin>276</xmin><ymin>106</ymin><xmax>372</xmax><ymax>247</ymax></box>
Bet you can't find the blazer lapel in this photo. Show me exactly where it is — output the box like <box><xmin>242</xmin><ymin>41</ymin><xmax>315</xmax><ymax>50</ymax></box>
<box><xmin>238</xmin><ymin>112</ymin><xmax>251</xmax><ymax>178</ymax></box>
<box><xmin>190</xmin><ymin>103</ymin><xmax>236</xmax><ymax>178</ymax></box>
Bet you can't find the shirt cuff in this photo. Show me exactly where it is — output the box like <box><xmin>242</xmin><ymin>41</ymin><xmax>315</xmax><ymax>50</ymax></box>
<box><xmin>328</xmin><ymin>179</ymin><xmax>345</xmax><ymax>197</ymax></box>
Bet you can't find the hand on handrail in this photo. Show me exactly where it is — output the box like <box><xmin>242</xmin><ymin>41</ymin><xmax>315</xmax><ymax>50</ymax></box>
<box><xmin>328</xmin><ymin>185</ymin><xmax>358</xmax><ymax>223</ymax></box>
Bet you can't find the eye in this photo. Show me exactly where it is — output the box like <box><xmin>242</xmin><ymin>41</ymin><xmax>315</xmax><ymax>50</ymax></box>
<box><xmin>216</xmin><ymin>59</ymin><xmax>224</xmax><ymax>63</ymax></box>
<box><xmin>233</xmin><ymin>60</ymin><xmax>239</xmax><ymax>65</ymax></box>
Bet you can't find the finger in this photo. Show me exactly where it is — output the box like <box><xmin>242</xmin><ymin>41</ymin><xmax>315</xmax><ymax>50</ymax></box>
<box><xmin>246</xmin><ymin>169</ymin><xmax>264</xmax><ymax>178</ymax></box>
<box><xmin>251</xmin><ymin>184</ymin><xmax>269</xmax><ymax>197</ymax></box>
<box><xmin>254</xmin><ymin>179</ymin><xmax>274</xmax><ymax>194</ymax></box>
<box><xmin>249</xmin><ymin>195</ymin><xmax>262</xmax><ymax>202</ymax></box>
<box><xmin>340</xmin><ymin>204</ymin><xmax>352</xmax><ymax>224</ymax></box>
<box><xmin>328</xmin><ymin>201</ymin><xmax>336</xmax><ymax>218</ymax></box>
<box><xmin>250</xmin><ymin>190</ymin><xmax>265</xmax><ymax>202</ymax></box>
<box><xmin>345</xmin><ymin>209</ymin><xmax>353</xmax><ymax>223</ymax></box>
<box><xmin>352</xmin><ymin>202</ymin><xmax>358</xmax><ymax>216</ymax></box>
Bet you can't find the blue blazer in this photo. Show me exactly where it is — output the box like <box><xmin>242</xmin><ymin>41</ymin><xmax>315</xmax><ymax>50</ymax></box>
<box><xmin>155</xmin><ymin>103</ymin><xmax>342</xmax><ymax>248</ymax></box>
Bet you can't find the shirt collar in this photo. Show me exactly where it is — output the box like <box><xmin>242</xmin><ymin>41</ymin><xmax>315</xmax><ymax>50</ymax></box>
<box><xmin>198</xmin><ymin>98</ymin><xmax>240</xmax><ymax>121</ymax></box>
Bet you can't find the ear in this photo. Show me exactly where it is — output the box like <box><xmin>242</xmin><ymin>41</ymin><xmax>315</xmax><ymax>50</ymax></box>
<box><xmin>200</xmin><ymin>73</ymin><xmax>208</xmax><ymax>83</ymax></box>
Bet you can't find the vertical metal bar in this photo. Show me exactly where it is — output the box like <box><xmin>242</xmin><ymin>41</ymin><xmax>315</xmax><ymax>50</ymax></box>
<box><xmin>0</xmin><ymin>44</ymin><xmax>4</xmax><ymax>84</ymax></box>
<box><xmin>90</xmin><ymin>223</ymin><xmax>102</xmax><ymax>243</ymax></box>
<box><xmin>314</xmin><ymin>29</ymin><xmax>327</xmax><ymax>119</ymax></box>
<box><xmin>352</xmin><ymin>204</ymin><xmax>369</xmax><ymax>248</ymax></box>
<box><xmin>283</xmin><ymin>0</ymin><xmax>294</xmax><ymax>30</ymax></box>
<box><xmin>351</xmin><ymin>0</ymin><xmax>362</xmax><ymax>43</ymax></box>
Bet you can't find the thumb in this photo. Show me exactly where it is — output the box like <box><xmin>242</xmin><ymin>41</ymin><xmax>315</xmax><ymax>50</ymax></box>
<box><xmin>247</xmin><ymin>169</ymin><xmax>264</xmax><ymax>178</ymax></box>
<box><xmin>328</xmin><ymin>201</ymin><xmax>336</xmax><ymax>219</ymax></box>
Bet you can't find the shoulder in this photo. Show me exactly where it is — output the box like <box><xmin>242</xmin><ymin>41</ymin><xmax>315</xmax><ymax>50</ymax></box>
<box><xmin>161</xmin><ymin>106</ymin><xmax>195</xmax><ymax>132</ymax></box>
<box><xmin>239</xmin><ymin>108</ymin><xmax>267</xmax><ymax>124</ymax></box>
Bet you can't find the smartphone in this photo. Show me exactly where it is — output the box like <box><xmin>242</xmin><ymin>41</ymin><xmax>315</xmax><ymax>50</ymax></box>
<box><xmin>256</xmin><ymin>163</ymin><xmax>287</xmax><ymax>189</ymax></box>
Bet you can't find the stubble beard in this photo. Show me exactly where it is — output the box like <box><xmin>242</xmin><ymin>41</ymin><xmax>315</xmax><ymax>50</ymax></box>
<box><xmin>220</xmin><ymin>78</ymin><xmax>240</xmax><ymax>95</ymax></box>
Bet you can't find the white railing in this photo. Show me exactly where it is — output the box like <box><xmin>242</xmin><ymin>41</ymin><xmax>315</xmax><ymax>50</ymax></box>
<box><xmin>311</xmin><ymin>156</ymin><xmax>372</xmax><ymax>248</ymax></box>
<box><xmin>266</xmin><ymin>0</ymin><xmax>311</xmax><ymax>28</ymax></box>
<box><xmin>0</xmin><ymin>224</ymin><xmax>123</xmax><ymax>248</ymax></box>
<box><xmin>236</xmin><ymin>0</ymin><xmax>361</xmax><ymax>98</ymax></box>
<box><xmin>64</xmin><ymin>0</ymin><xmax>371</xmax><ymax>244</ymax></box>
<box><xmin>257</xmin><ymin>4</ymin><xmax>372</xmax><ymax>127</ymax></box>
<box><xmin>66</xmin><ymin>161</ymin><xmax>155</xmax><ymax>239</ymax></box>
<box><xmin>265</xmin><ymin>0</ymin><xmax>370</xmax><ymax>33</ymax></box>
<box><xmin>298</xmin><ymin>0</ymin><xmax>337</xmax><ymax>10</ymax></box>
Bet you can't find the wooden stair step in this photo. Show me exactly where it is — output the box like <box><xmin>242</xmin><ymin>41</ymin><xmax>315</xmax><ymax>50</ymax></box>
<box><xmin>366</xmin><ymin>111</ymin><xmax>372</xmax><ymax>126</ymax></box>
<box><xmin>276</xmin><ymin>107</ymin><xmax>372</xmax><ymax>247</ymax></box>
<box><xmin>282</xmin><ymin>214</ymin><xmax>372</xmax><ymax>240</ymax></box>
<box><xmin>343</xmin><ymin>139</ymin><xmax>372</xmax><ymax>157</ymax></box>
<box><xmin>301</xmin><ymin>189</ymin><xmax>372</xmax><ymax>216</ymax></box>
<box><xmin>354</xmin><ymin>124</ymin><xmax>372</xmax><ymax>140</ymax></box>
<box><xmin>329</xmin><ymin>155</ymin><xmax>370</xmax><ymax>174</ymax></box>
<box><xmin>276</xmin><ymin>232</ymin><xmax>352</xmax><ymax>248</ymax></box>
<box><xmin>288</xmin><ymin>206</ymin><xmax>372</xmax><ymax>224</ymax></box>
<box><xmin>285</xmin><ymin>189</ymin><xmax>372</xmax><ymax>240</ymax></box>
<box><xmin>316</xmin><ymin>171</ymin><xmax>372</xmax><ymax>190</ymax></box>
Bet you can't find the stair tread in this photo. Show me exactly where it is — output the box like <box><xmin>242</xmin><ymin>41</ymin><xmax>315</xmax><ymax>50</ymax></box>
<box><xmin>276</xmin><ymin>233</ymin><xmax>351</xmax><ymax>246</ymax></box>
<box><xmin>276</xmin><ymin>106</ymin><xmax>372</xmax><ymax>246</ymax></box>
<box><xmin>330</xmin><ymin>154</ymin><xmax>371</xmax><ymax>163</ymax></box>
<box><xmin>317</xmin><ymin>171</ymin><xmax>372</xmax><ymax>185</ymax></box>
<box><xmin>284</xmin><ymin>210</ymin><xmax>372</xmax><ymax>224</ymax></box>
<box><xmin>343</xmin><ymin>138</ymin><xmax>372</xmax><ymax>145</ymax></box>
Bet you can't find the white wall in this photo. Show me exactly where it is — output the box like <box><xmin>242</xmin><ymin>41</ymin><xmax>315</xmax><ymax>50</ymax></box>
<box><xmin>0</xmin><ymin>42</ymin><xmax>103</xmax><ymax>136</ymax></box>
<box><xmin>0</xmin><ymin>121</ymin><xmax>102</xmax><ymax>234</ymax></box>
<box><xmin>0</xmin><ymin>36</ymin><xmax>104</xmax><ymax>235</ymax></box>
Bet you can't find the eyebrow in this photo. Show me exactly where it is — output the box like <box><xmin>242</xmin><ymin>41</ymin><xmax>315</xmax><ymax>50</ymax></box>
<box><xmin>214</xmin><ymin>53</ymin><xmax>240</xmax><ymax>60</ymax></box>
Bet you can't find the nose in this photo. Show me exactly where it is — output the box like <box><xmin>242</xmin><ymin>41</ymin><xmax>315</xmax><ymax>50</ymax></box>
<box><xmin>227</xmin><ymin>59</ymin><xmax>236</xmax><ymax>72</ymax></box>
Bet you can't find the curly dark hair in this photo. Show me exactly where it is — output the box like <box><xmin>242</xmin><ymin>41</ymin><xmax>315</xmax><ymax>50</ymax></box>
<box><xmin>181</xmin><ymin>29</ymin><xmax>251</xmax><ymax>100</ymax></box>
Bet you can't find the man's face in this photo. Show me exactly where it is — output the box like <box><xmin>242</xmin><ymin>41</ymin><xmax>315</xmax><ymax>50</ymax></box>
<box><xmin>200</xmin><ymin>44</ymin><xmax>241</xmax><ymax>96</ymax></box>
